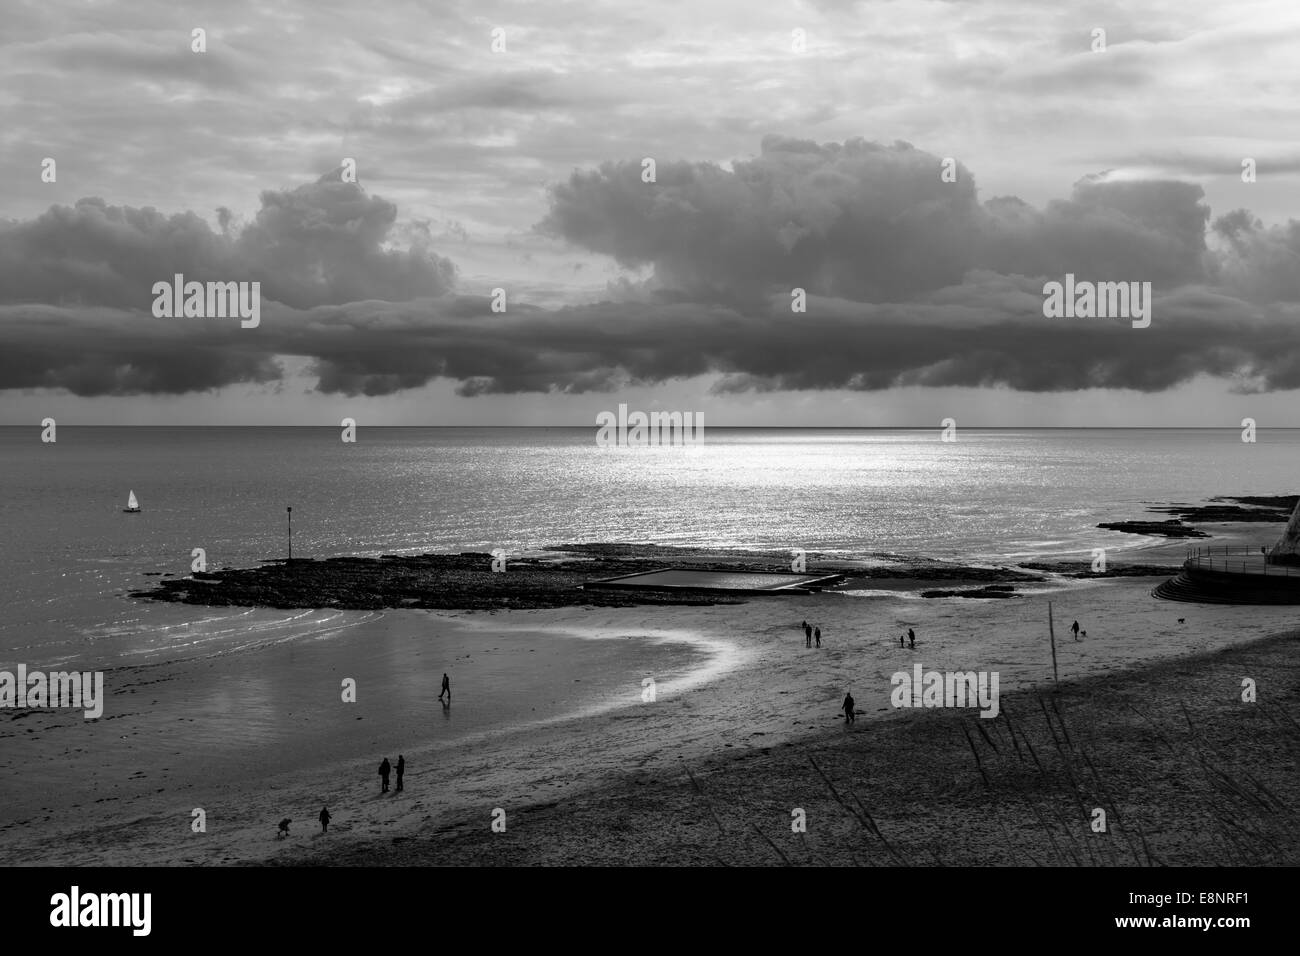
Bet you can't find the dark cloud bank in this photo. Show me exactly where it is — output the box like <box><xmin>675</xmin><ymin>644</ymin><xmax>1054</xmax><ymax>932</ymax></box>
<box><xmin>2</xmin><ymin>137</ymin><xmax>1298</xmax><ymax>398</ymax></box>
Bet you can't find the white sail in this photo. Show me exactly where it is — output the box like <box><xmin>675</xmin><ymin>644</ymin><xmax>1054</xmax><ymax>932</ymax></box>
<box><xmin>127</xmin><ymin>490</ymin><xmax>138</xmax><ymax>510</ymax></box>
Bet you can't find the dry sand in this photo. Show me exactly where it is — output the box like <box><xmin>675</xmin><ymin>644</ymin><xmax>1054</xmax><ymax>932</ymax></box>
<box><xmin>5</xmin><ymin>563</ymin><xmax>1298</xmax><ymax>866</ymax></box>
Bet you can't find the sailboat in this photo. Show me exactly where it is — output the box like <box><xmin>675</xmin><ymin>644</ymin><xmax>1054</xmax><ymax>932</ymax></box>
<box><xmin>123</xmin><ymin>490</ymin><xmax>141</xmax><ymax>513</ymax></box>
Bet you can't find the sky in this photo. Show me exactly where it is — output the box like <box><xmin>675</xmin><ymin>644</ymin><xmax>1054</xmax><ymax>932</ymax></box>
<box><xmin>2</xmin><ymin>0</ymin><xmax>1299</xmax><ymax>425</ymax></box>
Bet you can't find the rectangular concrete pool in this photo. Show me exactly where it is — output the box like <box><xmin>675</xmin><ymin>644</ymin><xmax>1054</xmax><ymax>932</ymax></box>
<box><xmin>584</xmin><ymin>567</ymin><xmax>844</xmax><ymax>594</ymax></box>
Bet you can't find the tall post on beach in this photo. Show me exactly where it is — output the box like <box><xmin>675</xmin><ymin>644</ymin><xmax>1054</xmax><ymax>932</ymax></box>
<box><xmin>1048</xmin><ymin>600</ymin><xmax>1059</xmax><ymax>684</ymax></box>
<box><xmin>287</xmin><ymin>506</ymin><xmax>293</xmax><ymax>562</ymax></box>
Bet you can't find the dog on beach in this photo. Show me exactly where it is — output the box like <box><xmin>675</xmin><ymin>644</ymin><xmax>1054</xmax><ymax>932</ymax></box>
<box><xmin>1178</xmin><ymin>618</ymin><xmax>1185</xmax><ymax>624</ymax></box>
<box><xmin>277</xmin><ymin>818</ymin><xmax>292</xmax><ymax>838</ymax></box>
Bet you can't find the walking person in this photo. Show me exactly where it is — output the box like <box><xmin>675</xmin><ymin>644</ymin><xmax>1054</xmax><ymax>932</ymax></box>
<box><xmin>439</xmin><ymin>673</ymin><xmax>450</xmax><ymax>702</ymax></box>
<box><xmin>395</xmin><ymin>754</ymin><xmax>405</xmax><ymax>792</ymax></box>
<box><xmin>378</xmin><ymin>756</ymin><xmax>391</xmax><ymax>793</ymax></box>
<box><xmin>804</xmin><ymin>623</ymin><xmax>812</xmax><ymax>648</ymax></box>
<box><xmin>1071</xmin><ymin>620</ymin><xmax>1080</xmax><ymax>641</ymax></box>
<box><xmin>814</xmin><ymin>626</ymin><xmax>821</xmax><ymax>648</ymax></box>
<box><xmin>842</xmin><ymin>691</ymin><xmax>855</xmax><ymax>724</ymax></box>
<box><xmin>319</xmin><ymin>806</ymin><xmax>331</xmax><ymax>833</ymax></box>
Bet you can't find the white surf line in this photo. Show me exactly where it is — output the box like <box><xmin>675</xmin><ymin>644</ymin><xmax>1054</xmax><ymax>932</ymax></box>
<box><xmin>196</xmin><ymin>609</ymin><xmax>385</xmax><ymax>655</ymax></box>
<box><xmin>543</xmin><ymin>625</ymin><xmax>748</xmax><ymax>709</ymax></box>
<box><xmin>372</xmin><ymin>611</ymin><xmax>754</xmax><ymax>751</ymax></box>
<box><xmin>448</xmin><ymin>614</ymin><xmax>752</xmax><ymax>718</ymax></box>
<box><xmin>112</xmin><ymin>609</ymin><xmax>384</xmax><ymax>662</ymax></box>
<box><xmin>145</xmin><ymin>609</ymin><xmax>255</xmax><ymax>632</ymax></box>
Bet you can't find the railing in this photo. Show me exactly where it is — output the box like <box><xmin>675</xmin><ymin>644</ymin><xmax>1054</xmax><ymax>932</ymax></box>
<box><xmin>1183</xmin><ymin>545</ymin><xmax>1299</xmax><ymax>576</ymax></box>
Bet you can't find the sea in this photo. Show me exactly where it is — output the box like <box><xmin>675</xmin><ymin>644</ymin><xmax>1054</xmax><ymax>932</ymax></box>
<box><xmin>1</xmin><ymin>426</ymin><xmax>1295</xmax><ymax>670</ymax></box>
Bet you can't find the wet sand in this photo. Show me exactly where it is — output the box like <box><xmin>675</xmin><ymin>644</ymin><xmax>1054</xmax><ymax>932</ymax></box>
<box><xmin>7</xmin><ymin>569</ymin><xmax>1298</xmax><ymax>866</ymax></box>
<box><xmin>324</xmin><ymin>624</ymin><xmax>1300</xmax><ymax>866</ymax></box>
<box><xmin>0</xmin><ymin>610</ymin><xmax>711</xmax><ymax>863</ymax></box>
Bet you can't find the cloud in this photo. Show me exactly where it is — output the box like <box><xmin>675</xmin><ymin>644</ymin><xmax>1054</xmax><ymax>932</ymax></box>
<box><xmin>539</xmin><ymin>136</ymin><xmax>1215</xmax><ymax>302</ymax></box>
<box><xmin>538</xmin><ymin>136</ymin><xmax>984</xmax><ymax>302</ymax></box>
<box><xmin>0</xmin><ymin>172</ymin><xmax>456</xmax><ymax>313</ymax></box>
<box><xmin>0</xmin><ymin>140</ymin><xmax>1297</xmax><ymax>400</ymax></box>
<box><xmin>1210</xmin><ymin>210</ymin><xmax>1300</xmax><ymax>304</ymax></box>
<box><xmin>234</xmin><ymin>172</ymin><xmax>456</xmax><ymax>308</ymax></box>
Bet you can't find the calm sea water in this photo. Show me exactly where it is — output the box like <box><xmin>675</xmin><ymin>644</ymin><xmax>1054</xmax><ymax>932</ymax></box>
<box><xmin>2</xmin><ymin>426</ymin><xmax>1295</xmax><ymax>668</ymax></box>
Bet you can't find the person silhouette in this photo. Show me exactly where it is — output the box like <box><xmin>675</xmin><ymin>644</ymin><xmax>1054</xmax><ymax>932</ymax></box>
<box><xmin>804</xmin><ymin>623</ymin><xmax>812</xmax><ymax>648</ymax></box>
<box><xmin>814</xmin><ymin>627</ymin><xmax>821</xmax><ymax>648</ymax></box>
<box><xmin>899</xmin><ymin>634</ymin><xmax>904</xmax><ymax>648</ymax></box>
<box><xmin>439</xmin><ymin>673</ymin><xmax>451</xmax><ymax>702</ymax></box>
<box><xmin>319</xmin><ymin>807</ymin><xmax>331</xmax><ymax>833</ymax></box>
<box><xmin>378</xmin><ymin>757</ymin><xmax>391</xmax><ymax>793</ymax></box>
<box><xmin>1071</xmin><ymin>620</ymin><xmax>1080</xmax><ymax>641</ymax></box>
<box><xmin>908</xmin><ymin>627</ymin><xmax>916</xmax><ymax>645</ymax></box>
<box><xmin>395</xmin><ymin>754</ymin><xmax>405</xmax><ymax>792</ymax></box>
<box><xmin>842</xmin><ymin>691</ymin><xmax>855</xmax><ymax>724</ymax></box>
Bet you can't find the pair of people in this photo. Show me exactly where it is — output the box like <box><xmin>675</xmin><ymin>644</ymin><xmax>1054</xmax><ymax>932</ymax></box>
<box><xmin>801</xmin><ymin>621</ymin><xmax>822</xmax><ymax>648</ymax></box>
<box><xmin>898</xmin><ymin>627</ymin><xmax>916</xmax><ymax>649</ymax></box>
<box><xmin>378</xmin><ymin>754</ymin><xmax>405</xmax><ymax>793</ymax></box>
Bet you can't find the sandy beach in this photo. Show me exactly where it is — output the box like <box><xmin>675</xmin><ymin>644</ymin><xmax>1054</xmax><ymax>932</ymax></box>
<box><xmin>5</xmin><ymin>554</ymin><xmax>1298</xmax><ymax>866</ymax></box>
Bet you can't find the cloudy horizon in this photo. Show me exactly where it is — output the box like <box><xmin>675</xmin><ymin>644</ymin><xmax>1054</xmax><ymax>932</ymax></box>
<box><xmin>3</xmin><ymin>0</ymin><xmax>1300</xmax><ymax>426</ymax></box>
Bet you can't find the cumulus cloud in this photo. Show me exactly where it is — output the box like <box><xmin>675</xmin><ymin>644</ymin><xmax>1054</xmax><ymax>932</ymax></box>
<box><xmin>1209</xmin><ymin>210</ymin><xmax>1300</xmax><ymax>305</ymax></box>
<box><xmin>0</xmin><ymin>140</ymin><xmax>1297</xmax><ymax>399</ymax></box>
<box><xmin>539</xmin><ymin>136</ymin><xmax>1214</xmax><ymax>301</ymax></box>
<box><xmin>234</xmin><ymin>173</ymin><xmax>456</xmax><ymax>308</ymax></box>
<box><xmin>0</xmin><ymin>172</ymin><xmax>455</xmax><ymax>313</ymax></box>
<box><xmin>539</xmin><ymin>136</ymin><xmax>984</xmax><ymax>302</ymax></box>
